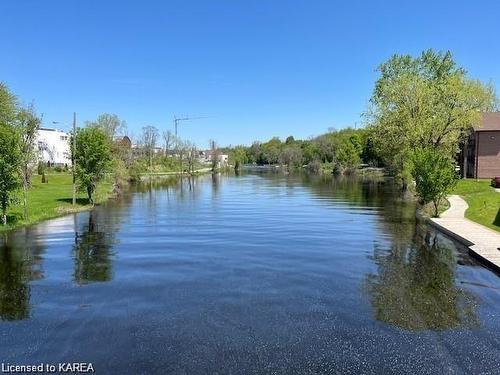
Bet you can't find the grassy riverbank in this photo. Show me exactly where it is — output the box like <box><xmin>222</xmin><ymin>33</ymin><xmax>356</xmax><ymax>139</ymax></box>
<box><xmin>452</xmin><ymin>179</ymin><xmax>500</xmax><ymax>232</ymax></box>
<box><xmin>0</xmin><ymin>174</ymin><xmax>113</xmax><ymax>232</ymax></box>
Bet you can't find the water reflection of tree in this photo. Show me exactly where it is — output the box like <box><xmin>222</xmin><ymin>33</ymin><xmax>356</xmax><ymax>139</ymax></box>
<box><xmin>179</xmin><ymin>176</ymin><xmax>198</xmax><ymax>200</ymax></box>
<box><xmin>0</xmin><ymin>228</ymin><xmax>46</xmax><ymax>321</ymax></box>
<box><xmin>365</xmin><ymin>227</ymin><xmax>478</xmax><ymax>331</ymax></box>
<box><xmin>211</xmin><ymin>173</ymin><xmax>220</xmax><ymax>199</ymax></box>
<box><xmin>73</xmin><ymin>210</ymin><xmax>117</xmax><ymax>284</ymax></box>
<box><xmin>294</xmin><ymin>173</ymin><xmax>479</xmax><ymax>330</ymax></box>
<box><xmin>283</xmin><ymin>172</ymin><xmax>388</xmax><ymax>208</ymax></box>
<box><xmin>135</xmin><ymin>176</ymin><xmax>199</xmax><ymax>202</ymax></box>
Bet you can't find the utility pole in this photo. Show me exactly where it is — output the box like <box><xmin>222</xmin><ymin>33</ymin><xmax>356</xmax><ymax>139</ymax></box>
<box><xmin>72</xmin><ymin>112</ymin><xmax>77</xmax><ymax>206</ymax></box>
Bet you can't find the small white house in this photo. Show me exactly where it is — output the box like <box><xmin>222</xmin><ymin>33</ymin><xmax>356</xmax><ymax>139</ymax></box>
<box><xmin>36</xmin><ymin>127</ymin><xmax>72</xmax><ymax>166</ymax></box>
<box><xmin>198</xmin><ymin>151</ymin><xmax>229</xmax><ymax>167</ymax></box>
<box><xmin>218</xmin><ymin>154</ymin><xmax>229</xmax><ymax>167</ymax></box>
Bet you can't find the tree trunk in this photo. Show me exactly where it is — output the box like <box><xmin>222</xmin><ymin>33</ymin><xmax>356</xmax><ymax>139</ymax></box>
<box><xmin>23</xmin><ymin>181</ymin><xmax>28</xmax><ymax>220</ymax></box>
<box><xmin>1</xmin><ymin>212</ymin><xmax>6</xmax><ymax>226</ymax></box>
<box><xmin>433</xmin><ymin>200</ymin><xmax>439</xmax><ymax>218</ymax></box>
<box><xmin>87</xmin><ymin>186</ymin><xmax>93</xmax><ymax>206</ymax></box>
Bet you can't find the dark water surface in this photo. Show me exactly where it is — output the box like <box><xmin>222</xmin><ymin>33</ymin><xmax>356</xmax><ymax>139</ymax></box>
<box><xmin>1</xmin><ymin>173</ymin><xmax>499</xmax><ymax>374</ymax></box>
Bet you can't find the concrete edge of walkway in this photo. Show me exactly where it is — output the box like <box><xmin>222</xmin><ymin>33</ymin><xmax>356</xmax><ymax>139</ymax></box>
<box><xmin>428</xmin><ymin>219</ymin><xmax>500</xmax><ymax>273</ymax></box>
<box><xmin>428</xmin><ymin>195</ymin><xmax>500</xmax><ymax>274</ymax></box>
<box><xmin>427</xmin><ymin>219</ymin><xmax>474</xmax><ymax>247</ymax></box>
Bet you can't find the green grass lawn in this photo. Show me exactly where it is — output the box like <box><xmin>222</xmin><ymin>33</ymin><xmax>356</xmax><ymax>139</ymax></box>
<box><xmin>451</xmin><ymin>179</ymin><xmax>500</xmax><ymax>232</ymax></box>
<box><xmin>1</xmin><ymin>173</ymin><xmax>113</xmax><ymax>232</ymax></box>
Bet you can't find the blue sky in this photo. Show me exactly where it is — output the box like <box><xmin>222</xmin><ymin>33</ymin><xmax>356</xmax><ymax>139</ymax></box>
<box><xmin>1</xmin><ymin>0</ymin><xmax>499</xmax><ymax>147</ymax></box>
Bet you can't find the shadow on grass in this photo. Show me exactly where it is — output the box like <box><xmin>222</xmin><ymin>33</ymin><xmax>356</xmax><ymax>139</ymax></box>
<box><xmin>493</xmin><ymin>208</ymin><xmax>500</xmax><ymax>228</ymax></box>
<box><xmin>5</xmin><ymin>214</ymin><xmax>21</xmax><ymax>225</ymax></box>
<box><xmin>56</xmin><ymin>198</ymin><xmax>91</xmax><ymax>206</ymax></box>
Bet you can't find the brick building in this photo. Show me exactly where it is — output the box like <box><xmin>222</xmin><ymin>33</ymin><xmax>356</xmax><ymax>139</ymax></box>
<box><xmin>461</xmin><ymin>112</ymin><xmax>500</xmax><ymax>178</ymax></box>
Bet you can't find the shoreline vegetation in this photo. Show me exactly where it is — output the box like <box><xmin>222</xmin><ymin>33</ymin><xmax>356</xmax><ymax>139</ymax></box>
<box><xmin>4</xmin><ymin>169</ymin><xmax>497</xmax><ymax>235</ymax></box>
<box><xmin>0</xmin><ymin>167</ymin><xmax>377</xmax><ymax>233</ymax></box>
<box><xmin>1</xmin><ymin>49</ymin><xmax>499</xmax><ymax>234</ymax></box>
<box><xmin>0</xmin><ymin>174</ymin><xmax>113</xmax><ymax>233</ymax></box>
<box><xmin>1</xmin><ymin>167</ymin><xmax>219</xmax><ymax>233</ymax></box>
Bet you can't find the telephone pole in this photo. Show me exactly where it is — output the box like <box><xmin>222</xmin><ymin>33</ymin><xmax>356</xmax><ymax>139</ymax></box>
<box><xmin>72</xmin><ymin>112</ymin><xmax>77</xmax><ymax>206</ymax></box>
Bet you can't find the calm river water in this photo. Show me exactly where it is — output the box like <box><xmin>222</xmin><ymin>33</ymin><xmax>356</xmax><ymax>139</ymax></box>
<box><xmin>0</xmin><ymin>173</ymin><xmax>499</xmax><ymax>374</ymax></box>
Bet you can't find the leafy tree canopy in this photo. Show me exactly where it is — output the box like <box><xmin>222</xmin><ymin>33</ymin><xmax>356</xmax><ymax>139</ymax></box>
<box><xmin>86</xmin><ymin>113</ymin><xmax>126</xmax><ymax>140</ymax></box>
<box><xmin>0</xmin><ymin>83</ymin><xmax>21</xmax><ymax>225</ymax></box>
<box><xmin>367</xmin><ymin>49</ymin><xmax>496</xmax><ymax>184</ymax></box>
<box><xmin>411</xmin><ymin>147</ymin><xmax>458</xmax><ymax>217</ymax></box>
<box><xmin>74</xmin><ymin>127</ymin><xmax>112</xmax><ymax>204</ymax></box>
<box><xmin>0</xmin><ymin>123</ymin><xmax>21</xmax><ymax>224</ymax></box>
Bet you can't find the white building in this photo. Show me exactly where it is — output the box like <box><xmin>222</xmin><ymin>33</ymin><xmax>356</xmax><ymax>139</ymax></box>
<box><xmin>197</xmin><ymin>151</ymin><xmax>229</xmax><ymax>168</ymax></box>
<box><xmin>218</xmin><ymin>154</ymin><xmax>229</xmax><ymax>167</ymax></box>
<box><xmin>36</xmin><ymin>128</ymin><xmax>72</xmax><ymax>166</ymax></box>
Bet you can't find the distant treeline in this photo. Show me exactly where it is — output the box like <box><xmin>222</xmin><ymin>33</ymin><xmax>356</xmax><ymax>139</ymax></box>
<box><xmin>222</xmin><ymin>127</ymin><xmax>381</xmax><ymax>174</ymax></box>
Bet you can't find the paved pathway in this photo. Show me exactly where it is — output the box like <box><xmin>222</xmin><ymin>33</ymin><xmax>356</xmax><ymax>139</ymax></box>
<box><xmin>430</xmin><ymin>195</ymin><xmax>500</xmax><ymax>272</ymax></box>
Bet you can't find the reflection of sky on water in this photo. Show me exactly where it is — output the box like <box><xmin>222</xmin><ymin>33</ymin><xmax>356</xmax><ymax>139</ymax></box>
<box><xmin>0</xmin><ymin>173</ymin><xmax>499</xmax><ymax>374</ymax></box>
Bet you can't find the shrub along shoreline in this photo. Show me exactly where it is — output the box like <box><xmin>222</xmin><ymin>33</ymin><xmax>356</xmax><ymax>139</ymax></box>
<box><xmin>3</xmin><ymin>171</ymin><xmax>499</xmax><ymax>234</ymax></box>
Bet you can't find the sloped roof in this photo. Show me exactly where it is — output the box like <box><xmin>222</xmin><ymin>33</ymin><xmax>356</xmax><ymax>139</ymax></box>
<box><xmin>478</xmin><ymin>112</ymin><xmax>500</xmax><ymax>131</ymax></box>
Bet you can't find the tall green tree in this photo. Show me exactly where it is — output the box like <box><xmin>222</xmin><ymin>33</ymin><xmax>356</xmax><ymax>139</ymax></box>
<box><xmin>247</xmin><ymin>141</ymin><xmax>263</xmax><ymax>164</ymax></box>
<box><xmin>0</xmin><ymin>124</ymin><xmax>21</xmax><ymax>225</ymax></box>
<box><xmin>74</xmin><ymin>127</ymin><xmax>112</xmax><ymax>205</ymax></box>
<box><xmin>0</xmin><ymin>84</ymin><xmax>20</xmax><ymax>225</ymax></box>
<box><xmin>86</xmin><ymin>114</ymin><xmax>131</xmax><ymax>191</ymax></box>
<box><xmin>231</xmin><ymin>145</ymin><xmax>248</xmax><ymax>171</ymax></box>
<box><xmin>411</xmin><ymin>148</ymin><xmax>458</xmax><ymax>217</ymax></box>
<box><xmin>261</xmin><ymin>137</ymin><xmax>282</xmax><ymax>164</ymax></box>
<box><xmin>0</xmin><ymin>83</ymin><xmax>17</xmax><ymax>124</ymax></box>
<box><xmin>367</xmin><ymin>49</ymin><xmax>496</xmax><ymax>185</ymax></box>
<box><xmin>335</xmin><ymin>138</ymin><xmax>361</xmax><ymax>172</ymax></box>
<box><xmin>16</xmin><ymin>104</ymin><xmax>41</xmax><ymax>219</ymax></box>
<box><xmin>280</xmin><ymin>144</ymin><xmax>303</xmax><ymax>169</ymax></box>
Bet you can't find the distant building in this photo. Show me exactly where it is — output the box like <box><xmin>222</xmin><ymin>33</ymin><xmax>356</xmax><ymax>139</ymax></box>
<box><xmin>218</xmin><ymin>154</ymin><xmax>229</xmax><ymax>167</ymax></box>
<box><xmin>130</xmin><ymin>143</ymin><xmax>163</xmax><ymax>158</ymax></box>
<box><xmin>196</xmin><ymin>150</ymin><xmax>210</xmax><ymax>164</ymax></box>
<box><xmin>114</xmin><ymin>135</ymin><xmax>132</xmax><ymax>149</ymax></box>
<box><xmin>461</xmin><ymin>112</ymin><xmax>500</xmax><ymax>178</ymax></box>
<box><xmin>36</xmin><ymin>127</ymin><xmax>71</xmax><ymax>166</ymax></box>
<box><xmin>198</xmin><ymin>150</ymin><xmax>229</xmax><ymax>168</ymax></box>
